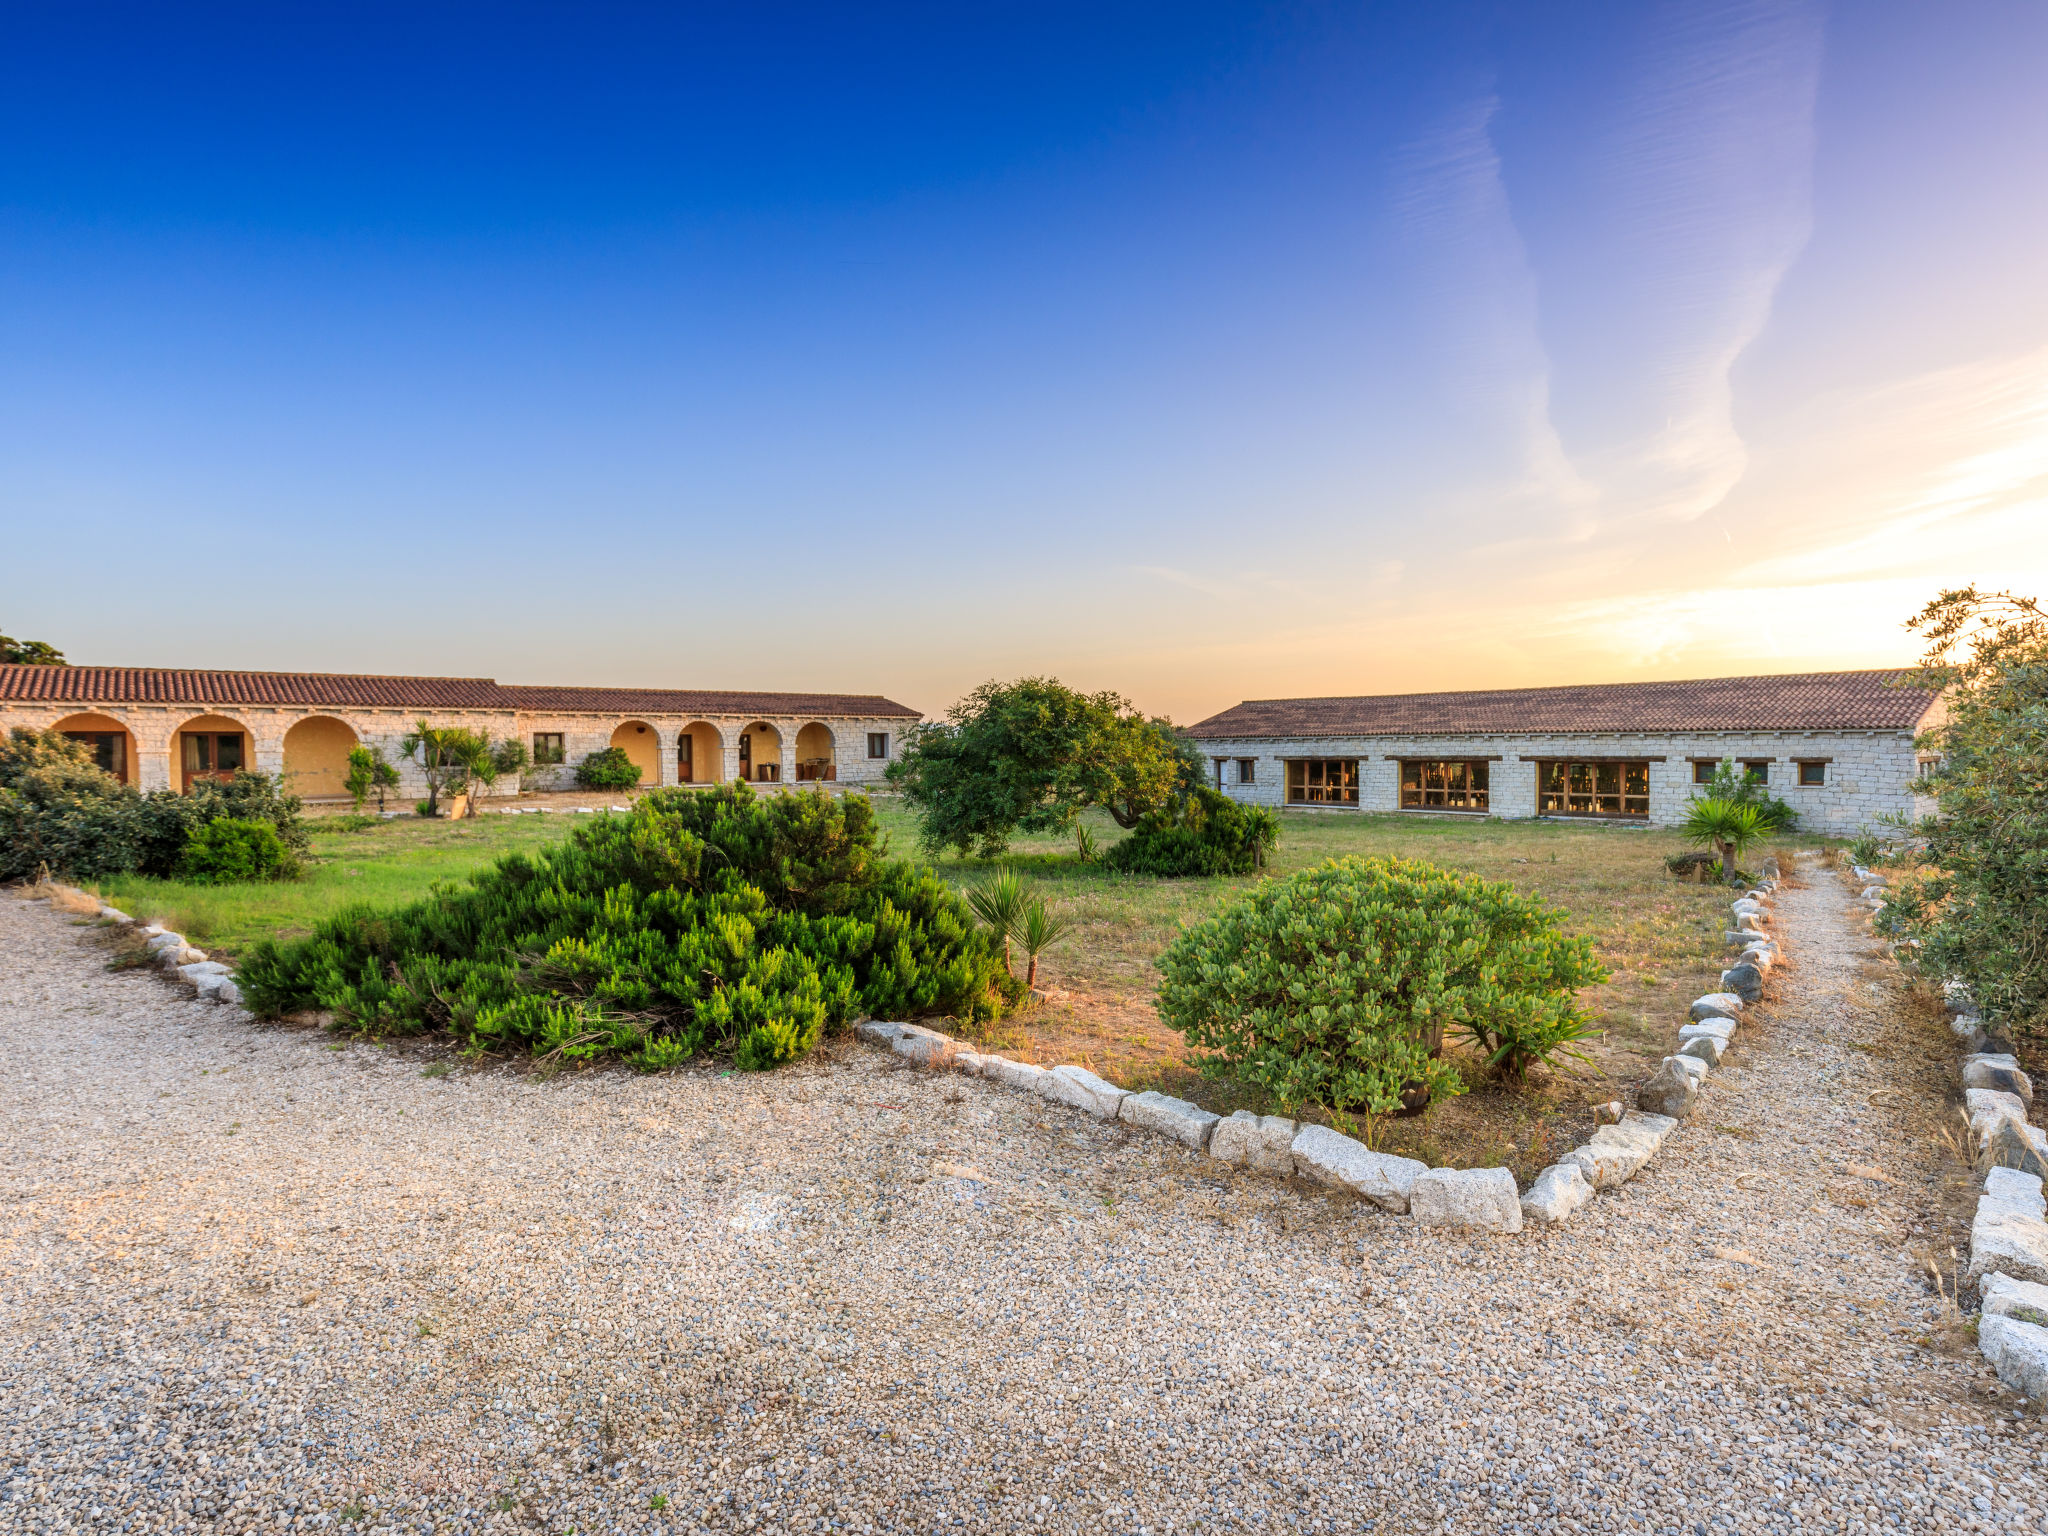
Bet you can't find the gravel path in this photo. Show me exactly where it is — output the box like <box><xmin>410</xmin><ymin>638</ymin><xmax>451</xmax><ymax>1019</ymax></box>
<box><xmin>2</xmin><ymin>869</ymin><xmax>2043</xmax><ymax>1536</ymax></box>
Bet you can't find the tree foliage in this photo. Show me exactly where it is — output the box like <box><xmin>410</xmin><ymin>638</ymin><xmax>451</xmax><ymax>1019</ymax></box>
<box><xmin>1888</xmin><ymin>587</ymin><xmax>2048</xmax><ymax>1042</ymax></box>
<box><xmin>888</xmin><ymin>677</ymin><xmax>1202</xmax><ymax>857</ymax></box>
<box><xmin>0</xmin><ymin>629</ymin><xmax>66</xmax><ymax>665</ymax></box>
<box><xmin>237</xmin><ymin>784</ymin><xmax>1021</xmax><ymax>1071</ymax></box>
<box><xmin>1155</xmin><ymin>856</ymin><xmax>1606</xmax><ymax>1128</ymax></box>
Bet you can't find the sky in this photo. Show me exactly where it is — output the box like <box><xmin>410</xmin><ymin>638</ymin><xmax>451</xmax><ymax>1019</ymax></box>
<box><xmin>4</xmin><ymin>1</ymin><xmax>2046</xmax><ymax>723</ymax></box>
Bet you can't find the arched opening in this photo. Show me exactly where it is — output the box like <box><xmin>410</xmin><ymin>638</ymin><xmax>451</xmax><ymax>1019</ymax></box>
<box><xmin>677</xmin><ymin>721</ymin><xmax>722</xmax><ymax>785</ymax></box>
<box><xmin>172</xmin><ymin>713</ymin><xmax>253</xmax><ymax>794</ymax></box>
<box><xmin>738</xmin><ymin>721</ymin><xmax>782</xmax><ymax>783</ymax></box>
<box><xmin>50</xmin><ymin>712</ymin><xmax>136</xmax><ymax>786</ymax></box>
<box><xmin>609</xmin><ymin>720</ymin><xmax>661</xmax><ymax>785</ymax></box>
<box><xmin>795</xmin><ymin>722</ymin><xmax>836</xmax><ymax>782</ymax></box>
<box><xmin>282</xmin><ymin>715</ymin><xmax>361</xmax><ymax>800</ymax></box>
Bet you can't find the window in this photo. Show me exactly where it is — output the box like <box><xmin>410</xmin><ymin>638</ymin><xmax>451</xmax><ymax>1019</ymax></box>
<box><xmin>180</xmin><ymin>731</ymin><xmax>245</xmax><ymax>788</ymax></box>
<box><xmin>1286</xmin><ymin>759</ymin><xmax>1358</xmax><ymax>806</ymax></box>
<box><xmin>1400</xmin><ymin>759</ymin><xmax>1489</xmax><ymax>811</ymax></box>
<box><xmin>1693</xmin><ymin>758</ymin><xmax>1771</xmax><ymax>785</ymax></box>
<box><xmin>1213</xmin><ymin>757</ymin><xmax>1228</xmax><ymax>786</ymax></box>
<box><xmin>1237</xmin><ymin>758</ymin><xmax>1257</xmax><ymax>784</ymax></box>
<box><xmin>64</xmin><ymin>731</ymin><xmax>126</xmax><ymax>781</ymax></box>
<box><xmin>1796</xmin><ymin>760</ymin><xmax>1827</xmax><ymax>787</ymax></box>
<box><xmin>676</xmin><ymin>735</ymin><xmax>692</xmax><ymax>778</ymax></box>
<box><xmin>868</xmin><ymin>732</ymin><xmax>890</xmax><ymax>759</ymax></box>
<box><xmin>1536</xmin><ymin>759</ymin><xmax>1649</xmax><ymax>817</ymax></box>
<box><xmin>532</xmin><ymin>733</ymin><xmax>565</xmax><ymax>765</ymax></box>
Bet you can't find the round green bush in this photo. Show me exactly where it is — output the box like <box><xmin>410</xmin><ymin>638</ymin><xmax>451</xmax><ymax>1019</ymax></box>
<box><xmin>176</xmin><ymin>816</ymin><xmax>295</xmax><ymax>884</ymax></box>
<box><xmin>1155</xmin><ymin>855</ymin><xmax>1606</xmax><ymax>1121</ymax></box>
<box><xmin>575</xmin><ymin>746</ymin><xmax>644</xmax><ymax>790</ymax></box>
<box><xmin>1102</xmin><ymin>786</ymin><xmax>1279</xmax><ymax>877</ymax></box>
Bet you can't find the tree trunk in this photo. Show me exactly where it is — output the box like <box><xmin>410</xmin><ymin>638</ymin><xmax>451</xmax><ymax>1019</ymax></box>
<box><xmin>1026</xmin><ymin>955</ymin><xmax>1038</xmax><ymax>988</ymax></box>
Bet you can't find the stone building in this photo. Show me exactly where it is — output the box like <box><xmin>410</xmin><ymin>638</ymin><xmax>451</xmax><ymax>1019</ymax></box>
<box><xmin>0</xmin><ymin>665</ymin><xmax>919</xmax><ymax>800</ymax></box>
<box><xmin>1188</xmin><ymin>670</ymin><xmax>1942</xmax><ymax>834</ymax></box>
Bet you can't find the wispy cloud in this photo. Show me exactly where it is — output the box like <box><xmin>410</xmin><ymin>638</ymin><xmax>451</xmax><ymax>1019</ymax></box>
<box><xmin>1564</xmin><ymin>0</ymin><xmax>1825</xmax><ymax>524</ymax></box>
<box><xmin>1390</xmin><ymin>93</ymin><xmax>1599</xmax><ymax>536</ymax></box>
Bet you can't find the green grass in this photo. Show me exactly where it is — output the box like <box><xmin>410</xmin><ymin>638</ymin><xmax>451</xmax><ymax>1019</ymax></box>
<box><xmin>87</xmin><ymin>811</ymin><xmax>588</xmax><ymax>957</ymax></box>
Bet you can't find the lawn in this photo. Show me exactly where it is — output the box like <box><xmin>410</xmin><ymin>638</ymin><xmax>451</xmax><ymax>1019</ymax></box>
<box><xmin>87</xmin><ymin>811</ymin><xmax>584</xmax><ymax>957</ymax></box>
<box><xmin>89</xmin><ymin>791</ymin><xmax>1787</xmax><ymax>1177</ymax></box>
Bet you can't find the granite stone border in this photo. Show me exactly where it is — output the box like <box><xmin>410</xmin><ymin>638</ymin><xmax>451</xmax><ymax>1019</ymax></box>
<box><xmin>855</xmin><ymin>857</ymin><xmax>1787</xmax><ymax>1238</ymax></box>
<box><xmin>1850</xmin><ymin>855</ymin><xmax>2048</xmax><ymax>1401</ymax></box>
<box><xmin>29</xmin><ymin>863</ymin><xmax>1778</xmax><ymax>1244</ymax></box>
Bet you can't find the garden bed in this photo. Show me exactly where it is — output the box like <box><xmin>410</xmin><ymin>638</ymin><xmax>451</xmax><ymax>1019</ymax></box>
<box><xmin>893</xmin><ymin>803</ymin><xmax>1797</xmax><ymax>1180</ymax></box>
<box><xmin>88</xmin><ymin>792</ymin><xmax>1799</xmax><ymax>1178</ymax></box>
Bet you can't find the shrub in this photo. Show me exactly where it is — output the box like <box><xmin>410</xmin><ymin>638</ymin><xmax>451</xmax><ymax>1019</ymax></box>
<box><xmin>0</xmin><ymin>731</ymin><xmax>306</xmax><ymax>881</ymax></box>
<box><xmin>1889</xmin><ymin>587</ymin><xmax>2048</xmax><ymax>1042</ymax></box>
<box><xmin>177</xmin><ymin>816</ymin><xmax>294</xmax><ymax>883</ymax></box>
<box><xmin>344</xmin><ymin>745</ymin><xmax>402</xmax><ymax>813</ymax></box>
<box><xmin>1156</xmin><ymin>856</ymin><xmax>1606</xmax><ymax>1127</ymax></box>
<box><xmin>575</xmin><ymin>746</ymin><xmax>643</xmax><ymax>791</ymax></box>
<box><xmin>1103</xmin><ymin>785</ymin><xmax>1279</xmax><ymax>877</ymax></box>
<box><xmin>237</xmin><ymin>784</ymin><xmax>1020</xmax><ymax>1071</ymax></box>
<box><xmin>1693</xmin><ymin>758</ymin><xmax>1798</xmax><ymax>833</ymax></box>
<box><xmin>0</xmin><ymin>729</ymin><xmax>138</xmax><ymax>879</ymax></box>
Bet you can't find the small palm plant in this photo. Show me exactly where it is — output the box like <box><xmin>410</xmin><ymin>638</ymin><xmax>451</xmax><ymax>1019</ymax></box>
<box><xmin>1681</xmin><ymin>797</ymin><xmax>1766</xmax><ymax>882</ymax></box>
<box><xmin>965</xmin><ymin>870</ymin><xmax>1030</xmax><ymax>974</ymax></box>
<box><xmin>1074</xmin><ymin>825</ymin><xmax>1098</xmax><ymax>863</ymax></box>
<box><xmin>1018</xmin><ymin>895</ymin><xmax>1073</xmax><ymax>990</ymax></box>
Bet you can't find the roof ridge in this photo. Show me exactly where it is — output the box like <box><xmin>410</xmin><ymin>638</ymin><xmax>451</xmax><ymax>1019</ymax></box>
<box><xmin>0</xmin><ymin>664</ymin><xmax>502</xmax><ymax>679</ymax></box>
<box><xmin>1230</xmin><ymin>668</ymin><xmax>1913</xmax><ymax>708</ymax></box>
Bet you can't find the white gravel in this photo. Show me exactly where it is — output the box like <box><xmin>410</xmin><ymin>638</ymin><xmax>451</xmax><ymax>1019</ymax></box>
<box><xmin>1</xmin><ymin>874</ymin><xmax>2043</xmax><ymax>1535</ymax></box>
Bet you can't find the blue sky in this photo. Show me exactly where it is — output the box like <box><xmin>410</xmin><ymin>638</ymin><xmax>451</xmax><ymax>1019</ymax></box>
<box><xmin>5</xmin><ymin>2</ymin><xmax>2046</xmax><ymax>720</ymax></box>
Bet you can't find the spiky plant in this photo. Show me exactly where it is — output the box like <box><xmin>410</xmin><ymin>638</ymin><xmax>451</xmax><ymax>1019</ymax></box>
<box><xmin>1018</xmin><ymin>895</ymin><xmax>1073</xmax><ymax>990</ymax></box>
<box><xmin>1681</xmin><ymin>798</ymin><xmax>1766</xmax><ymax>882</ymax></box>
<box><xmin>965</xmin><ymin>869</ymin><xmax>1030</xmax><ymax>974</ymax></box>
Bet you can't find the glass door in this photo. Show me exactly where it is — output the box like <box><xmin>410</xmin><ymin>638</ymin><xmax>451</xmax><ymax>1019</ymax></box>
<box><xmin>181</xmin><ymin>732</ymin><xmax>245</xmax><ymax>791</ymax></box>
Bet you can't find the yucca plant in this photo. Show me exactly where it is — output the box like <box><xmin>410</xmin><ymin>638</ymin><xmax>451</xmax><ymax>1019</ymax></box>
<box><xmin>1074</xmin><ymin>825</ymin><xmax>1098</xmax><ymax>863</ymax></box>
<box><xmin>1681</xmin><ymin>797</ymin><xmax>1766</xmax><ymax>882</ymax></box>
<box><xmin>965</xmin><ymin>869</ymin><xmax>1030</xmax><ymax>974</ymax></box>
<box><xmin>1018</xmin><ymin>896</ymin><xmax>1073</xmax><ymax>990</ymax></box>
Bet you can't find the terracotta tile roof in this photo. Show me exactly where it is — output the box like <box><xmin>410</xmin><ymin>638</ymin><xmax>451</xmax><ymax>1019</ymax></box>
<box><xmin>0</xmin><ymin>666</ymin><xmax>921</xmax><ymax>719</ymax></box>
<box><xmin>0</xmin><ymin>664</ymin><xmax>509</xmax><ymax>710</ymax></box>
<box><xmin>1190</xmin><ymin>670</ymin><xmax>1940</xmax><ymax>739</ymax></box>
<box><xmin>503</xmin><ymin>685</ymin><xmax>920</xmax><ymax>719</ymax></box>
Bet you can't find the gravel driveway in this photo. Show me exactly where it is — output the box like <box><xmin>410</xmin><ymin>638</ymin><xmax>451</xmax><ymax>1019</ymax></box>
<box><xmin>1</xmin><ymin>871</ymin><xmax>2042</xmax><ymax>1535</ymax></box>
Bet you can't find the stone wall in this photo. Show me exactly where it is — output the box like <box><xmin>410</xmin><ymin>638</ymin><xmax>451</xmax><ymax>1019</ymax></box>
<box><xmin>1192</xmin><ymin>728</ymin><xmax>1929</xmax><ymax>833</ymax></box>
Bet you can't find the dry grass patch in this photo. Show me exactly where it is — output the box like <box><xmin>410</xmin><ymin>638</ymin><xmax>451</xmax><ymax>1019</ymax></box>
<box><xmin>881</xmin><ymin>800</ymin><xmax>1794</xmax><ymax>1178</ymax></box>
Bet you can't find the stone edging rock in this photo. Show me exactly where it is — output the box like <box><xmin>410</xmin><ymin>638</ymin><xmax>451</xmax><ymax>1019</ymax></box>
<box><xmin>1854</xmin><ymin>855</ymin><xmax>2048</xmax><ymax>1401</ymax></box>
<box><xmin>856</xmin><ymin>858</ymin><xmax>1785</xmax><ymax>1238</ymax></box>
<box><xmin>28</xmin><ymin>883</ymin><xmax>247</xmax><ymax>1007</ymax></box>
<box><xmin>30</xmin><ymin>869</ymin><xmax>1782</xmax><ymax>1246</ymax></box>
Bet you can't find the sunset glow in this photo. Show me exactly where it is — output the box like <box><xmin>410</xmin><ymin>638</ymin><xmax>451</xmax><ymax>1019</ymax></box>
<box><xmin>4</xmin><ymin>4</ymin><xmax>2044</xmax><ymax>719</ymax></box>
